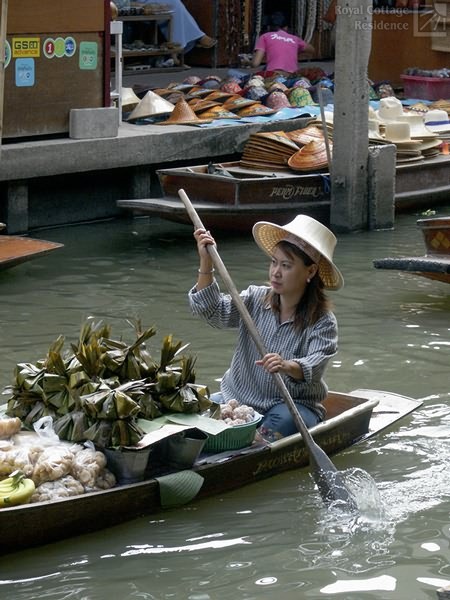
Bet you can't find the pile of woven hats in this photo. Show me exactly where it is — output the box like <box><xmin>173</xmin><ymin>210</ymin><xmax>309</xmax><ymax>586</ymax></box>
<box><xmin>373</xmin><ymin>97</ymin><xmax>446</xmax><ymax>163</ymax></box>
<box><xmin>239</xmin><ymin>125</ymin><xmax>331</xmax><ymax>172</ymax></box>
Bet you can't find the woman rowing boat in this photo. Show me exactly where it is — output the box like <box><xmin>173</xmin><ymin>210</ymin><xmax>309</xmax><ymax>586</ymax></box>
<box><xmin>188</xmin><ymin>215</ymin><xmax>344</xmax><ymax>442</ymax></box>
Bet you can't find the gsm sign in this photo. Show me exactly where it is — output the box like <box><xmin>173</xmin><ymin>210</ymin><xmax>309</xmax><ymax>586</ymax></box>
<box><xmin>12</xmin><ymin>38</ymin><xmax>40</xmax><ymax>58</ymax></box>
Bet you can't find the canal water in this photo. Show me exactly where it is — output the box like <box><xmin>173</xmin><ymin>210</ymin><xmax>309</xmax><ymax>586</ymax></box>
<box><xmin>0</xmin><ymin>207</ymin><xmax>449</xmax><ymax>599</ymax></box>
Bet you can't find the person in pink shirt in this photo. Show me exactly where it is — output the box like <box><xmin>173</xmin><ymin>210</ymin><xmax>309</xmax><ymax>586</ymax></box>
<box><xmin>251</xmin><ymin>12</ymin><xmax>314</xmax><ymax>75</ymax></box>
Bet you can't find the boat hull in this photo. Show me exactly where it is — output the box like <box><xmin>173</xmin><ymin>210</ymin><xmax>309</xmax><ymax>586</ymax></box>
<box><xmin>118</xmin><ymin>162</ymin><xmax>331</xmax><ymax>231</ymax></box>
<box><xmin>0</xmin><ymin>389</ymin><xmax>421</xmax><ymax>555</ymax></box>
<box><xmin>374</xmin><ymin>216</ymin><xmax>450</xmax><ymax>284</ymax></box>
<box><xmin>0</xmin><ymin>236</ymin><xmax>63</xmax><ymax>270</ymax></box>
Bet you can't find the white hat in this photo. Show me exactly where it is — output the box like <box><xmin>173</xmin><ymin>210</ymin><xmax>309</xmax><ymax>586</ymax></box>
<box><xmin>120</xmin><ymin>87</ymin><xmax>141</xmax><ymax>110</ymax></box>
<box><xmin>397</xmin><ymin>114</ymin><xmax>437</xmax><ymax>138</ymax></box>
<box><xmin>423</xmin><ymin>109</ymin><xmax>450</xmax><ymax>133</ymax></box>
<box><xmin>127</xmin><ymin>91</ymin><xmax>175</xmax><ymax>121</ymax></box>
<box><xmin>384</xmin><ymin>121</ymin><xmax>418</xmax><ymax>144</ymax></box>
<box><xmin>252</xmin><ymin>215</ymin><xmax>344</xmax><ymax>290</ymax></box>
<box><xmin>376</xmin><ymin>96</ymin><xmax>405</xmax><ymax>122</ymax></box>
<box><xmin>368</xmin><ymin>118</ymin><xmax>385</xmax><ymax>141</ymax></box>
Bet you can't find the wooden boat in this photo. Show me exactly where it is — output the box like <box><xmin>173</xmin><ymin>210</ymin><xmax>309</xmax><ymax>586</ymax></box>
<box><xmin>118</xmin><ymin>162</ymin><xmax>331</xmax><ymax>231</ymax></box>
<box><xmin>0</xmin><ymin>388</ymin><xmax>421</xmax><ymax>554</ymax></box>
<box><xmin>0</xmin><ymin>234</ymin><xmax>63</xmax><ymax>270</ymax></box>
<box><xmin>373</xmin><ymin>215</ymin><xmax>450</xmax><ymax>284</ymax></box>
<box><xmin>116</xmin><ymin>156</ymin><xmax>450</xmax><ymax>232</ymax></box>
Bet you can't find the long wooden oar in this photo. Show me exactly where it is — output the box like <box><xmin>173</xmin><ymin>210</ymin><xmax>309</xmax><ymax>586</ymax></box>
<box><xmin>178</xmin><ymin>188</ymin><xmax>356</xmax><ymax>509</ymax></box>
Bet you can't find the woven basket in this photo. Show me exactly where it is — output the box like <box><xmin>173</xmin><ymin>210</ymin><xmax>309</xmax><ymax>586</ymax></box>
<box><xmin>204</xmin><ymin>413</ymin><xmax>263</xmax><ymax>452</ymax></box>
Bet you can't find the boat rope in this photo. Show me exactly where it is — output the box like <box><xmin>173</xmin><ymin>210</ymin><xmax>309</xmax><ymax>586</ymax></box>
<box><xmin>321</xmin><ymin>173</ymin><xmax>331</xmax><ymax>195</ymax></box>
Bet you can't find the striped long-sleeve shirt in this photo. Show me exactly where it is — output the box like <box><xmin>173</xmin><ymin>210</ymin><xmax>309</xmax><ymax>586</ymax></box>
<box><xmin>188</xmin><ymin>281</ymin><xmax>338</xmax><ymax>420</ymax></box>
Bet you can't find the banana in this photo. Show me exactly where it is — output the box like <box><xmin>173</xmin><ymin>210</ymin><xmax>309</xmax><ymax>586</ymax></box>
<box><xmin>0</xmin><ymin>470</ymin><xmax>35</xmax><ymax>507</ymax></box>
<box><xmin>0</xmin><ymin>471</ymin><xmax>24</xmax><ymax>491</ymax></box>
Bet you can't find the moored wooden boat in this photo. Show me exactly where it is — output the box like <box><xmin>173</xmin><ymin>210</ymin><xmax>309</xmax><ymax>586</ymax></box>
<box><xmin>0</xmin><ymin>235</ymin><xmax>63</xmax><ymax>270</ymax></box>
<box><xmin>373</xmin><ymin>215</ymin><xmax>450</xmax><ymax>284</ymax></box>
<box><xmin>0</xmin><ymin>388</ymin><xmax>421</xmax><ymax>555</ymax></box>
<box><xmin>118</xmin><ymin>162</ymin><xmax>331</xmax><ymax>231</ymax></box>
<box><xmin>117</xmin><ymin>156</ymin><xmax>450</xmax><ymax>232</ymax></box>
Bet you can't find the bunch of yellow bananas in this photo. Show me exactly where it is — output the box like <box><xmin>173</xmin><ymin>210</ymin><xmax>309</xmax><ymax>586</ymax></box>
<box><xmin>0</xmin><ymin>470</ymin><xmax>35</xmax><ymax>508</ymax></box>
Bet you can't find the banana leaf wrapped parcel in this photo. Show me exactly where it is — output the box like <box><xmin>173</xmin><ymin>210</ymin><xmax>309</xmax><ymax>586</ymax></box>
<box><xmin>3</xmin><ymin>319</ymin><xmax>212</xmax><ymax>449</ymax></box>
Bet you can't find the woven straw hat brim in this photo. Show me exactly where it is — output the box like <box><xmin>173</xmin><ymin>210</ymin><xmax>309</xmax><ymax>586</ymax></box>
<box><xmin>204</xmin><ymin>91</ymin><xmax>236</xmax><ymax>102</ymax></box>
<box><xmin>287</xmin><ymin>140</ymin><xmax>331</xmax><ymax>171</ymax></box>
<box><xmin>237</xmin><ymin>105</ymin><xmax>277</xmax><ymax>117</ymax></box>
<box><xmin>222</xmin><ymin>98</ymin><xmax>260</xmax><ymax>112</ymax></box>
<box><xmin>198</xmin><ymin>107</ymin><xmax>239</xmax><ymax>119</ymax></box>
<box><xmin>188</xmin><ymin>99</ymin><xmax>221</xmax><ymax>112</ymax></box>
<box><xmin>252</xmin><ymin>216</ymin><xmax>344</xmax><ymax>290</ymax></box>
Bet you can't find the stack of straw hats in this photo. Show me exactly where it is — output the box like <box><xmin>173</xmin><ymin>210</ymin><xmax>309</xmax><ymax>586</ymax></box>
<box><xmin>240</xmin><ymin>131</ymin><xmax>300</xmax><ymax>170</ymax></box>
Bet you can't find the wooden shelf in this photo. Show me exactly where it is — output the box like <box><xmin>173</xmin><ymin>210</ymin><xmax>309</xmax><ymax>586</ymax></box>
<box><xmin>118</xmin><ymin>12</ymin><xmax>174</xmax><ymax>21</ymax></box>
<box><xmin>113</xmin><ymin>48</ymin><xmax>182</xmax><ymax>57</ymax></box>
<box><xmin>113</xmin><ymin>12</ymin><xmax>184</xmax><ymax>70</ymax></box>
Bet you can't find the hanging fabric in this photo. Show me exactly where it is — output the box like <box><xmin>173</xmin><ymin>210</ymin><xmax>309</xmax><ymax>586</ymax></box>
<box><xmin>304</xmin><ymin>0</ymin><xmax>318</xmax><ymax>44</ymax></box>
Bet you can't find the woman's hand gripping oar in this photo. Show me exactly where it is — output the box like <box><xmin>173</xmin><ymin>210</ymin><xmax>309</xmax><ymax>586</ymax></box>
<box><xmin>178</xmin><ymin>188</ymin><xmax>356</xmax><ymax>510</ymax></box>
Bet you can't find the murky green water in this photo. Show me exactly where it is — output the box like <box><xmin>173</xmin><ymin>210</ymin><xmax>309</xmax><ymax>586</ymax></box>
<box><xmin>0</xmin><ymin>208</ymin><xmax>449</xmax><ymax>599</ymax></box>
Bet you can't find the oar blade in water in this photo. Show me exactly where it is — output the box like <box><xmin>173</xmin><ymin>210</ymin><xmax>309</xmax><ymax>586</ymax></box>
<box><xmin>309</xmin><ymin>446</ymin><xmax>357</xmax><ymax>509</ymax></box>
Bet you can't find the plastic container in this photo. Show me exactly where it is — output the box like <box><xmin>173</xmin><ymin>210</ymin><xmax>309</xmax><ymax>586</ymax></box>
<box><xmin>204</xmin><ymin>413</ymin><xmax>263</xmax><ymax>453</ymax></box>
<box><xmin>164</xmin><ymin>429</ymin><xmax>208</xmax><ymax>469</ymax></box>
<box><xmin>400</xmin><ymin>75</ymin><xmax>450</xmax><ymax>101</ymax></box>
<box><xmin>104</xmin><ymin>447</ymin><xmax>151</xmax><ymax>484</ymax></box>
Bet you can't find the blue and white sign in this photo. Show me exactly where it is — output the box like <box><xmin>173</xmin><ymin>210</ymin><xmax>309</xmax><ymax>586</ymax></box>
<box><xmin>15</xmin><ymin>58</ymin><xmax>35</xmax><ymax>87</ymax></box>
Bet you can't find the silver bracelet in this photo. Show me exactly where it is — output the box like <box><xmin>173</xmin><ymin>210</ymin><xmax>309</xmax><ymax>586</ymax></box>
<box><xmin>198</xmin><ymin>268</ymin><xmax>215</xmax><ymax>275</ymax></box>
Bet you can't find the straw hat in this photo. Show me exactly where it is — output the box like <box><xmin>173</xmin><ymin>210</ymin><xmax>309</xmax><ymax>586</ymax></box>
<box><xmin>423</xmin><ymin>109</ymin><xmax>450</xmax><ymax>133</ymax></box>
<box><xmin>158</xmin><ymin>98</ymin><xmax>211</xmax><ymax>125</ymax></box>
<box><xmin>287</xmin><ymin>126</ymin><xmax>324</xmax><ymax>145</ymax></box>
<box><xmin>237</xmin><ymin>104</ymin><xmax>276</xmax><ymax>117</ymax></box>
<box><xmin>397</xmin><ymin>114</ymin><xmax>437</xmax><ymax>138</ymax></box>
<box><xmin>368</xmin><ymin>118</ymin><xmax>385</xmax><ymax>141</ymax></box>
<box><xmin>252</xmin><ymin>215</ymin><xmax>344</xmax><ymax>290</ymax></box>
<box><xmin>384</xmin><ymin>122</ymin><xmax>415</xmax><ymax>143</ymax></box>
<box><xmin>198</xmin><ymin>105</ymin><xmax>238</xmax><ymax>119</ymax></box>
<box><xmin>127</xmin><ymin>91</ymin><xmax>175</xmax><ymax>121</ymax></box>
<box><xmin>287</xmin><ymin>139</ymin><xmax>330</xmax><ymax>171</ymax></box>
<box><xmin>121</xmin><ymin>87</ymin><xmax>141</xmax><ymax>111</ymax></box>
<box><xmin>376</xmin><ymin>96</ymin><xmax>405</xmax><ymax>122</ymax></box>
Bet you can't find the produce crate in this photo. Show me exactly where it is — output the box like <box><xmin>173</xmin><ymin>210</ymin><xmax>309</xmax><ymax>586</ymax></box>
<box><xmin>204</xmin><ymin>413</ymin><xmax>263</xmax><ymax>452</ymax></box>
<box><xmin>400</xmin><ymin>75</ymin><xmax>450</xmax><ymax>101</ymax></box>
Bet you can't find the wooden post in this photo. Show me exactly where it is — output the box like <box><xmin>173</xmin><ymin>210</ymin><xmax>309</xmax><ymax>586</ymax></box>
<box><xmin>0</xmin><ymin>0</ymin><xmax>8</xmax><ymax>151</ymax></box>
<box><xmin>330</xmin><ymin>0</ymin><xmax>373</xmax><ymax>232</ymax></box>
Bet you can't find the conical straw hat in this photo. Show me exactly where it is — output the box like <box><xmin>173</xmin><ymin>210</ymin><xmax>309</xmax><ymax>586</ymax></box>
<box><xmin>197</xmin><ymin>105</ymin><xmax>239</xmax><ymax>119</ymax></box>
<box><xmin>204</xmin><ymin>90</ymin><xmax>236</xmax><ymax>102</ymax></box>
<box><xmin>287</xmin><ymin>126</ymin><xmax>324</xmax><ymax>145</ymax></box>
<box><xmin>187</xmin><ymin>98</ymin><xmax>221</xmax><ymax>113</ymax></box>
<box><xmin>287</xmin><ymin>139</ymin><xmax>330</xmax><ymax>171</ymax></box>
<box><xmin>222</xmin><ymin>97</ymin><xmax>260</xmax><ymax>112</ymax></box>
<box><xmin>127</xmin><ymin>91</ymin><xmax>175</xmax><ymax>121</ymax></box>
<box><xmin>237</xmin><ymin>104</ymin><xmax>277</xmax><ymax>117</ymax></box>
<box><xmin>159</xmin><ymin>98</ymin><xmax>212</xmax><ymax>125</ymax></box>
<box><xmin>121</xmin><ymin>87</ymin><xmax>141</xmax><ymax>110</ymax></box>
